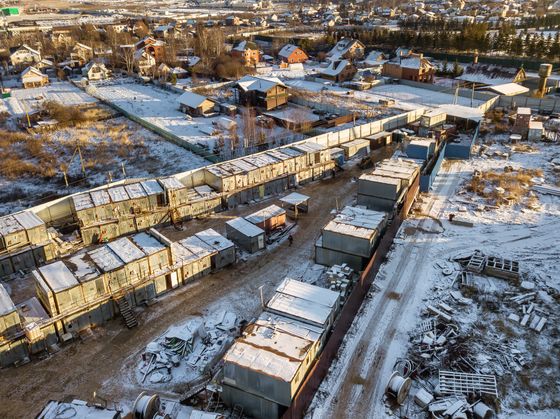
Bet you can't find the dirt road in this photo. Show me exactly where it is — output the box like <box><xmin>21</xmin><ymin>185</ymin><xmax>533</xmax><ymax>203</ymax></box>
<box><xmin>314</xmin><ymin>161</ymin><xmax>464</xmax><ymax>419</ymax></box>
<box><xmin>0</xmin><ymin>163</ymin><xmax>369</xmax><ymax>418</ymax></box>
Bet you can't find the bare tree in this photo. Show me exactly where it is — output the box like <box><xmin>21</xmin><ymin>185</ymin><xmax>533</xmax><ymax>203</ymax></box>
<box><xmin>121</xmin><ymin>46</ymin><xmax>135</xmax><ymax>75</ymax></box>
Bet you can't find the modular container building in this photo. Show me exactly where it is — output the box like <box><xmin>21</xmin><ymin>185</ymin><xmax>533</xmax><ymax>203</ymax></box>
<box><xmin>106</xmin><ymin>237</ymin><xmax>150</xmax><ymax>286</ymax></box>
<box><xmin>420</xmin><ymin>109</ymin><xmax>446</xmax><ymax>128</ymax></box>
<box><xmin>34</xmin><ymin>261</ymin><xmax>85</xmax><ymax>316</ymax></box>
<box><xmin>17</xmin><ymin>297</ymin><xmax>58</xmax><ymax>355</ymax></box>
<box><xmin>0</xmin><ymin>284</ymin><xmax>20</xmax><ymax>338</ymax></box>
<box><xmin>0</xmin><ymin>211</ymin><xmax>49</xmax><ymax>253</ymax></box>
<box><xmin>225</xmin><ymin>217</ymin><xmax>265</xmax><ymax>253</ymax></box>
<box><xmin>266</xmin><ymin>148</ymin><xmax>300</xmax><ymax>174</ymax></box>
<box><xmin>320</xmin><ymin>206</ymin><xmax>387</xmax><ymax>259</ymax></box>
<box><xmin>340</xmin><ymin>139</ymin><xmax>371</xmax><ymax>159</ymax></box>
<box><xmin>222</xmin><ymin>311</ymin><xmax>323</xmax><ymax>419</ymax></box>
<box><xmin>177</xmin><ymin>236</ymin><xmax>214</xmax><ymax>279</ymax></box>
<box><xmin>366</xmin><ymin>131</ymin><xmax>392</xmax><ymax>149</ymax></box>
<box><xmin>244</xmin><ymin>205</ymin><xmax>286</xmax><ymax>233</ymax></box>
<box><xmin>406</xmin><ymin>138</ymin><xmax>436</xmax><ymax>160</ymax></box>
<box><xmin>140</xmin><ymin>179</ymin><xmax>166</xmax><ymax>209</ymax></box>
<box><xmin>290</xmin><ymin>142</ymin><xmax>330</xmax><ymax>167</ymax></box>
<box><xmin>265</xmin><ymin>278</ymin><xmax>340</xmax><ymax>331</ymax></box>
<box><xmin>315</xmin><ymin>235</ymin><xmax>365</xmax><ymax>272</ymax></box>
<box><xmin>195</xmin><ymin>228</ymin><xmax>236</xmax><ymax>270</ymax></box>
<box><xmin>158</xmin><ymin>176</ymin><xmax>190</xmax><ymax>208</ymax></box>
<box><xmin>90</xmin><ymin>189</ymin><xmax>114</xmax><ymax>222</ymax></box>
<box><xmin>245</xmin><ymin>153</ymin><xmax>284</xmax><ymax>180</ymax></box>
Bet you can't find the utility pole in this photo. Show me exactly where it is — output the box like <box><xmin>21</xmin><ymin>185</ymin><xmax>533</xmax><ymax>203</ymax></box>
<box><xmin>258</xmin><ymin>285</ymin><xmax>265</xmax><ymax>308</ymax></box>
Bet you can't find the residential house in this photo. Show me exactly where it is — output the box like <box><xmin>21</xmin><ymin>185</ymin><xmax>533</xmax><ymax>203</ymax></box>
<box><xmin>154</xmin><ymin>23</ymin><xmax>178</xmax><ymax>39</ymax></box>
<box><xmin>10</xmin><ymin>45</ymin><xmax>41</xmax><ymax>68</ymax></box>
<box><xmin>382</xmin><ymin>53</ymin><xmax>435</xmax><ymax>83</ymax></box>
<box><xmin>135</xmin><ymin>36</ymin><xmax>166</xmax><ymax>63</ymax></box>
<box><xmin>231</xmin><ymin>40</ymin><xmax>260</xmax><ymax>67</ymax></box>
<box><xmin>278</xmin><ymin>44</ymin><xmax>308</xmax><ymax>64</ymax></box>
<box><xmin>225</xmin><ymin>15</ymin><xmax>242</xmax><ymax>26</ymax></box>
<box><xmin>319</xmin><ymin>59</ymin><xmax>357</xmax><ymax>83</ymax></box>
<box><xmin>326</xmin><ymin>38</ymin><xmax>365</xmax><ymax>62</ymax></box>
<box><xmin>157</xmin><ymin>63</ymin><xmax>171</xmax><ymax>81</ymax></box>
<box><xmin>177</xmin><ymin>92</ymin><xmax>216</xmax><ymax>116</ymax></box>
<box><xmin>134</xmin><ymin>49</ymin><xmax>156</xmax><ymax>75</ymax></box>
<box><xmin>363</xmin><ymin>50</ymin><xmax>388</xmax><ymax>72</ymax></box>
<box><xmin>50</xmin><ymin>28</ymin><xmax>74</xmax><ymax>46</ymax></box>
<box><xmin>82</xmin><ymin>61</ymin><xmax>111</xmax><ymax>80</ymax></box>
<box><xmin>456</xmin><ymin>63</ymin><xmax>527</xmax><ymax>87</ymax></box>
<box><xmin>21</xmin><ymin>66</ymin><xmax>48</xmax><ymax>88</ymax></box>
<box><xmin>70</xmin><ymin>43</ymin><xmax>94</xmax><ymax>66</ymax></box>
<box><xmin>236</xmin><ymin>76</ymin><xmax>288</xmax><ymax>111</ymax></box>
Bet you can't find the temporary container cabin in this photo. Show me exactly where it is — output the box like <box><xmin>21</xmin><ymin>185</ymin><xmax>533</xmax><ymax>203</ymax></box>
<box><xmin>0</xmin><ymin>284</ymin><xmax>20</xmax><ymax>337</ymax></box>
<box><xmin>222</xmin><ymin>311</ymin><xmax>323</xmax><ymax>418</ymax></box>
<box><xmin>244</xmin><ymin>205</ymin><xmax>286</xmax><ymax>233</ymax></box>
<box><xmin>340</xmin><ymin>138</ymin><xmax>370</xmax><ymax>159</ymax></box>
<box><xmin>140</xmin><ymin>179</ymin><xmax>166</xmax><ymax>210</ymax></box>
<box><xmin>321</xmin><ymin>206</ymin><xmax>387</xmax><ymax>258</ymax></box>
<box><xmin>106</xmin><ymin>237</ymin><xmax>149</xmax><ymax>286</ymax></box>
<box><xmin>158</xmin><ymin>176</ymin><xmax>190</xmax><ymax>208</ymax></box>
<box><xmin>170</xmin><ymin>242</ymin><xmax>198</xmax><ymax>284</ymax></box>
<box><xmin>265</xmin><ymin>278</ymin><xmax>340</xmax><ymax>330</ymax></box>
<box><xmin>0</xmin><ymin>211</ymin><xmax>48</xmax><ymax>252</ymax></box>
<box><xmin>90</xmin><ymin>189</ymin><xmax>114</xmax><ymax>222</ymax></box>
<box><xmin>177</xmin><ymin>236</ymin><xmax>214</xmax><ymax>278</ymax></box>
<box><xmin>266</xmin><ymin>149</ymin><xmax>297</xmax><ymax>174</ymax></box>
<box><xmin>225</xmin><ymin>217</ymin><xmax>265</xmax><ymax>253</ymax></box>
<box><xmin>204</xmin><ymin>165</ymin><xmax>236</xmax><ymax>193</ymax></box>
<box><xmin>124</xmin><ymin>182</ymin><xmax>150</xmax><ymax>214</ymax></box>
<box><xmin>71</xmin><ymin>193</ymin><xmax>97</xmax><ymax>226</ymax></box>
<box><xmin>195</xmin><ymin>228</ymin><xmax>236</xmax><ymax>269</ymax></box>
<box><xmin>366</xmin><ymin>131</ymin><xmax>392</xmax><ymax>149</ymax></box>
<box><xmin>17</xmin><ymin>297</ymin><xmax>58</xmax><ymax>355</ymax></box>
<box><xmin>87</xmin><ymin>246</ymin><xmax>128</xmax><ymax>293</ymax></box>
<box><xmin>290</xmin><ymin>142</ymin><xmax>329</xmax><ymax>167</ymax></box>
<box><xmin>64</xmin><ymin>252</ymin><xmax>105</xmax><ymax>304</ymax></box>
<box><xmin>406</xmin><ymin>138</ymin><xmax>436</xmax><ymax>160</ymax></box>
<box><xmin>34</xmin><ymin>261</ymin><xmax>84</xmax><ymax>315</ymax></box>
<box><xmin>107</xmin><ymin>186</ymin><xmax>131</xmax><ymax>216</ymax></box>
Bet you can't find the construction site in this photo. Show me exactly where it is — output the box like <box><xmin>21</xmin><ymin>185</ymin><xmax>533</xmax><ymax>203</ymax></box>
<box><xmin>0</xmin><ymin>86</ymin><xmax>559</xmax><ymax>419</ymax></box>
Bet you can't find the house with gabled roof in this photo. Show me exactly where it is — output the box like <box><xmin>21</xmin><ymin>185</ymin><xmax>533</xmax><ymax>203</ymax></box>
<box><xmin>70</xmin><ymin>42</ymin><xmax>94</xmax><ymax>66</ymax></box>
<box><xmin>10</xmin><ymin>44</ymin><xmax>41</xmax><ymax>68</ymax></box>
<box><xmin>231</xmin><ymin>40</ymin><xmax>260</xmax><ymax>67</ymax></box>
<box><xmin>278</xmin><ymin>44</ymin><xmax>308</xmax><ymax>64</ymax></box>
<box><xmin>382</xmin><ymin>53</ymin><xmax>435</xmax><ymax>83</ymax></box>
<box><xmin>21</xmin><ymin>66</ymin><xmax>48</xmax><ymax>88</ymax></box>
<box><xmin>235</xmin><ymin>76</ymin><xmax>288</xmax><ymax>110</ymax></box>
<box><xmin>319</xmin><ymin>59</ymin><xmax>357</xmax><ymax>83</ymax></box>
<box><xmin>326</xmin><ymin>38</ymin><xmax>365</xmax><ymax>62</ymax></box>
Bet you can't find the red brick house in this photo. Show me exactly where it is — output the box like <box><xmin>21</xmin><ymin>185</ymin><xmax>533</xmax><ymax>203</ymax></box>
<box><xmin>382</xmin><ymin>53</ymin><xmax>435</xmax><ymax>83</ymax></box>
<box><xmin>135</xmin><ymin>36</ymin><xmax>166</xmax><ymax>63</ymax></box>
<box><xmin>278</xmin><ymin>44</ymin><xmax>308</xmax><ymax>64</ymax></box>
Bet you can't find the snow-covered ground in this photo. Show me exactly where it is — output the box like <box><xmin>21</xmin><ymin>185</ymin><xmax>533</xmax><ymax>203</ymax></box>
<box><xmin>0</xmin><ymin>117</ymin><xmax>208</xmax><ymax>215</ymax></box>
<box><xmin>89</xmin><ymin>79</ymin><xmax>297</xmax><ymax>153</ymax></box>
<box><xmin>0</xmin><ymin>81</ymin><xmax>98</xmax><ymax>117</ymax></box>
<box><xmin>308</xmin><ymin>141</ymin><xmax>560</xmax><ymax>418</ymax></box>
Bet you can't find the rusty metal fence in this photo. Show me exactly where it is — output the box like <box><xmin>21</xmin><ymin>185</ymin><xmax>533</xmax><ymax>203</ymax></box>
<box><xmin>282</xmin><ymin>176</ymin><xmax>420</xmax><ymax>419</ymax></box>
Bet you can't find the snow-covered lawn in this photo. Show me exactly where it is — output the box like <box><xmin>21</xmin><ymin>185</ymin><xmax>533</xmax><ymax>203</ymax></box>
<box><xmin>0</xmin><ymin>81</ymin><xmax>98</xmax><ymax>117</ymax></box>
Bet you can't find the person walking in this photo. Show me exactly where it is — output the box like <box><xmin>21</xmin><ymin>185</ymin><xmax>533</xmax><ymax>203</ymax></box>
<box><xmin>288</xmin><ymin>234</ymin><xmax>293</xmax><ymax>246</ymax></box>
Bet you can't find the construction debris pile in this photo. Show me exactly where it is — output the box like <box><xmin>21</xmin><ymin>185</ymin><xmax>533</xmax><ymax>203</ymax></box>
<box><xmin>384</xmin><ymin>250</ymin><xmax>559</xmax><ymax>417</ymax></box>
<box><xmin>325</xmin><ymin>263</ymin><xmax>355</xmax><ymax>299</ymax></box>
<box><xmin>138</xmin><ymin>311</ymin><xmax>239</xmax><ymax>387</ymax></box>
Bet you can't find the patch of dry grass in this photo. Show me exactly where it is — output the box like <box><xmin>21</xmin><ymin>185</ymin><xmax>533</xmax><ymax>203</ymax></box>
<box><xmin>467</xmin><ymin>168</ymin><xmax>543</xmax><ymax>206</ymax></box>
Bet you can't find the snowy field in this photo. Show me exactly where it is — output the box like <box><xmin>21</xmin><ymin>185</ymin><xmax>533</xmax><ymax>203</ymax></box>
<box><xmin>286</xmin><ymin>79</ymin><xmax>485</xmax><ymax>112</ymax></box>
<box><xmin>0</xmin><ymin>117</ymin><xmax>208</xmax><ymax>215</ymax></box>
<box><xmin>89</xmin><ymin>80</ymin><xmax>297</xmax><ymax>152</ymax></box>
<box><xmin>0</xmin><ymin>81</ymin><xmax>98</xmax><ymax>117</ymax></box>
<box><xmin>309</xmin><ymin>141</ymin><xmax>560</xmax><ymax>418</ymax></box>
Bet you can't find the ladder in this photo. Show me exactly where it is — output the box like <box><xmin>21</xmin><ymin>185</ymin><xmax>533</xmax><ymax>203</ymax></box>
<box><xmin>115</xmin><ymin>296</ymin><xmax>138</xmax><ymax>328</ymax></box>
<box><xmin>231</xmin><ymin>404</ymin><xmax>244</xmax><ymax>419</ymax></box>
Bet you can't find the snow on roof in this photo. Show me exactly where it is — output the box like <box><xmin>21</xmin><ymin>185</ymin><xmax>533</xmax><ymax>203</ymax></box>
<box><xmin>399</xmin><ymin>56</ymin><xmax>433</xmax><ymax>70</ymax></box>
<box><xmin>267</xmin><ymin>290</ymin><xmax>333</xmax><ymax>327</ymax></box>
<box><xmin>177</xmin><ymin>91</ymin><xmax>212</xmax><ymax>109</ymax></box>
<box><xmin>141</xmin><ymin>179</ymin><xmax>164</xmax><ymax>196</ymax></box>
<box><xmin>276</xmin><ymin>278</ymin><xmax>339</xmax><ymax>309</ymax></box>
<box><xmin>74</xmin><ymin>42</ymin><xmax>93</xmax><ymax>51</ymax></box>
<box><xmin>195</xmin><ymin>228</ymin><xmax>234</xmax><ymax>252</ymax></box>
<box><xmin>364</xmin><ymin>50</ymin><xmax>386</xmax><ymax>65</ymax></box>
<box><xmin>38</xmin><ymin>399</ymin><xmax>120</xmax><ymax>419</ymax></box>
<box><xmin>224</xmin><ymin>315</ymin><xmax>319</xmax><ymax>382</ymax></box>
<box><xmin>226</xmin><ymin>217</ymin><xmax>264</xmax><ymax>238</ymax></box>
<box><xmin>279</xmin><ymin>192</ymin><xmax>310</xmax><ymax>206</ymax></box>
<box><xmin>107</xmin><ymin>186</ymin><xmax>129</xmax><ymax>203</ymax></box>
<box><xmin>457</xmin><ymin>64</ymin><xmax>523</xmax><ymax>86</ymax></box>
<box><xmin>90</xmin><ymin>189</ymin><xmax>111</xmax><ymax>206</ymax></box>
<box><xmin>123</xmin><ymin>183</ymin><xmax>146</xmax><ymax>200</ymax></box>
<box><xmin>64</xmin><ymin>253</ymin><xmax>100</xmax><ymax>283</ymax></box>
<box><xmin>436</xmin><ymin>104</ymin><xmax>483</xmax><ymax>121</ymax></box>
<box><xmin>38</xmin><ymin>261</ymin><xmax>80</xmax><ymax>293</ymax></box>
<box><xmin>324</xmin><ymin>206</ymin><xmax>386</xmax><ymax>240</ymax></box>
<box><xmin>236</xmin><ymin>75</ymin><xmax>286</xmax><ymax>92</ymax></box>
<box><xmin>517</xmin><ymin>107</ymin><xmax>531</xmax><ymax>115</ymax></box>
<box><xmin>12</xmin><ymin>211</ymin><xmax>44</xmax><ymax>230</ymax></box>
<box><xmin>256</xmin><ymin>311</ymin><xmax>323</xmax><ymax>342</ymax></box>
<box><xmin>179</xmin><ymin>236</ymin><xmax>216</xmax><ymax>259</ymax></box>
<box><xmin>170</xmin><ymin>242</ymin><xmax>197</xmax><ymax>265</ymax></box>
<box><xmin>529</xmin><ymin>120</ymin><xmax>544</xmax><ymax>130</ymax></box>
<box><xmin>245</xmin><ymin>205</ymin><xmax>286</xmax><ymax>224</ymax></box>
<box><xmin>278</xmin><ymin>44</ymin><xmax>300</xmax><ymax>59</ymax></box>
<box><xmin>87</xmin><ymin>246</ymin><xmax>124</xmax><ymax>272</ymax></box>
<box><xmin>0</xmin><ymin>284</ymin><xmax>16</xmax><ymax>317</ymax></box>
<box><xmin>233</xmin><ymin>40</ymin><xmax>258</xmax><ymax>52</ymax></box>
<box><xmin>291</xmin><ymin>142</ymin><xmax>326</xmax><ymax>153</ymax></box>
<box><xmin>158</xmin><ymin>176</ymin><xmax>185</xmax><ymax>191</ymax></box>
<box><xmin>107</xmin><ymin>237</ymin><xmax>145</xmax><ymax>264</ymax></box>
<box><xmin>484</xmin><ymin>82</ymin><xmax>529</xmax><ymax>96</ymax></box>
<box><xmin>15</xmin><ymin>44</ymin><xmax>40</xmax><ymax>56</ymax></box>
<box><xmin>320</xmin><ymin>59</ymin><xmax>351</xmax><ymax>77</ymax></box>
<box><xmin>130</xmin><ymin>232</ymin><xmax>166</xmax><ymax>255</ymax></box>
<box><xmin>327</xmin><ymin>38</ymin><xmax>363</xmax><ymax>61</ymax></box>
<box><xmin>72</xmin><ymin>193</ymin><xmax>95</xmax><ymax>211</ymax></box>
<box><xmin>21</xmin><ymin>66</ymin><xmax>45</xmax><ymax>78</ymax></box>
<box><xmin>0</xmin><ymin>215</ymin><xmax>24</xmax><ymax>236</ymax></box>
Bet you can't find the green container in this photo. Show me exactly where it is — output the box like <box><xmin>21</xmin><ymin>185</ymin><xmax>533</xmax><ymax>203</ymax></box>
<box><xmin>1</xmin><ymin>7</ymin><xmax>19</xmax><ymax>16</ymax></box>
<box><xmin>1</xmin><ymin>92</ymin><xmax>11</xmax><ymax>99</ymax></box>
